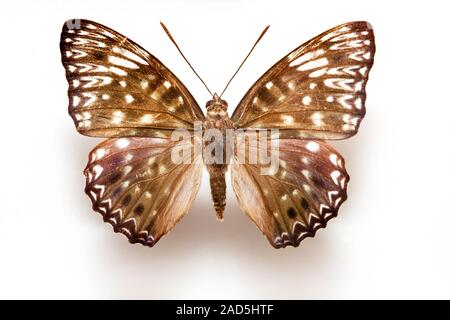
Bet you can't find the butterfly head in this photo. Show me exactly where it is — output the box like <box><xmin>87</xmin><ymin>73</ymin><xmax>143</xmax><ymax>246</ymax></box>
<box><xmin>206</xmin><ymin>93</ymin><xmax>228</xmax><ymax>117</ymax></box>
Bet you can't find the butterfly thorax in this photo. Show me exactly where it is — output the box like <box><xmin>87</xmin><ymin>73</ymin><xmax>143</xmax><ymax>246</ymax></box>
<box><xmin>203</xmin><ymin>94</ymin><xmax>233</xmax><ymax>220</ymax></box>
<box><xmin>204</xmin><ymin>94</ymin><xmax>232</xmax><ymax>126</ymax></box>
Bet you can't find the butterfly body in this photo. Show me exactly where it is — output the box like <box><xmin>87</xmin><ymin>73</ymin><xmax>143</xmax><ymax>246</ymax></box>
<box><xmin>203</xmin><ymin>94</ymin><xmax>233</xmax><ymax>219</ymax></box>
<box><xmin>60</xmin><ymin>19</ymin><xmax>375</xmax><ymax>248</ymax></box>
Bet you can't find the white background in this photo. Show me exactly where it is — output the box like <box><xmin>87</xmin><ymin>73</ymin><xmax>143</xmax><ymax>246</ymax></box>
<box><xmin>0</xmin><ymin>0</ymin><xmax>449</xmax><ymax>299</ymax></box>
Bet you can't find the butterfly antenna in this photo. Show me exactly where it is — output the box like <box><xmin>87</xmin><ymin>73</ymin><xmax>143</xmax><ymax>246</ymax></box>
<box><xmin>219</xmin><ymin>25</ymin><xmax>270</xmax><ymax>98</ymax></box>
<box><xmin>160</xmin><ymin>22</ymin><xmax>214</xmax><ymax>97</ymax></box>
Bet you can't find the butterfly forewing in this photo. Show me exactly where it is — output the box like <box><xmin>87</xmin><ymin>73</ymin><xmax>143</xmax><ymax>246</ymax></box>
<box><xmin>232</xmin><ymin>21</ymin><xmax>375</xmax><ymax>140</ymax></box>
<box><xmin>85</xmin><ymin>137</ymin><xmax>202</xmax><ymax>246</ymax></box>
<box><xmin>232</xmin><ymin>137</ymin><xmax>348</xmax><ymax>248</ymax></box>
<box><xmin>60</xmin><ymin>19</ymin><xmax>204</xmax><ymax>138</ymax></box>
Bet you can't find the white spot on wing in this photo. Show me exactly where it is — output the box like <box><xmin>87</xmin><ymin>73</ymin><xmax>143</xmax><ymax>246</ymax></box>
<box><xmin>112</xmin><ymin>110</ymin><xmax>124</xmax><ymax>124</ymax></box>
<box><xmin>303</xmin><ymin>184</ymin><xmax>311</xmax><ymax>192</ymax></box>
<box><xmin>163</xmin><ymin>81</ymin><xmax>172</xmax><ymax>89</ymax></box>
<box><xmin>116</xmin><ymin>138</ymin><xmax>129</xmax><ymax>149</ymax></box>
<box><xmin>96</xmin><ymin>148</ymin><xmax>106</xmax><ymax>159</ymax></box>
<box><xmin>297</xmin><ymin>58</ymin><xmax>328</xmax><ymax>71</ymax></box>
<box><xmin>302</xmin><ymin>96</ymin><xmax>312</xmax><ymax>106</ymax></box>
<box><xmin>355</xmin><ymin>98</ymin><xmax>362</xmax><ymax>109</ymax></box>
<box><xmin>140</xmin><ymin>80</ymin><xmax>149</xmax><ymax>89</ymax></box>
<box><xmin>123</xmin><ymin>165</ymin><xmax>133</xmax><ymax>175</ymax></box>
<box><xmin>359</xmin><ymin>67</ymin><xmax>368</xmax><ymax>76</ymax></box>
<box><xmin>305</xmin><ymin>141</ymin><xmax>320</xmax><ymax>152</ymax></box>
<box><xmin>125</xmin><ymin>94</ymin><xmax>134</xmax><ymax>103</ymax></box>
<box><xmin>82</xmin><ymin>111</ymin><xmax>91</xmax><ymax>120</ymax></box>
<box><xmin>302</xmin><ymin>170</ymin><xmax>311</xmax><ymax>178</ymax></box>
<box><xmin>110</xmin><ymin>66</ymin><xmax>127</xmax><ymax>76</ymax></box>
<box><xmin>311</xmin><ymin>112</ymin><xmax>323</xmax><ymax>126</ymax></box>
<box><xmin>265</xmin><ymin>81</ymin><xmax>274</xmax><ymax>89</ymax></box>
<box><xmin>92</xmin><ymin>165</ymin><xmax>103</xmax><ymax>179</ymax></box>
<box><xmin>72</xmin><ymin>96</ymin><xmax>80</xmax><ymax>107</ymax></box>
<box><xmin>330</xmin><ymin>170</ymin><xmax>341</xmax><ymax>185</ymax></box>
<box><xmin>141</xmin><ymin>114</ymin><xmax>154</xmax><ymax>123</ymax></box>
<box><xmin>329</xmin><ymin>154</ymin><xmax>338</xmax><ymax>166</ymax></box>
<box><xmin>288</xmin><ymin>81</ymin><xmax>295</xmax><ymax>90</ymax></box>
<box><xmin>309</xmin><ymin>68</ymin><xmax>327</xmax><ymax>78</ymax></box>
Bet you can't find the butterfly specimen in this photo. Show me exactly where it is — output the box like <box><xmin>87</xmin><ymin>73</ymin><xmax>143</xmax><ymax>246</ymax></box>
<box><xmin>60</xmin><ymin>19</ymin><xmax>375</xmax><ymax>248</ymax></box>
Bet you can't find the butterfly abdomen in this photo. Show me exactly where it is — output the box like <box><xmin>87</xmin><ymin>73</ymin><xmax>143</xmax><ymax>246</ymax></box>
<box><xmin>207</xmin><ymin>164</ymin><xmax>227</xmax><ymax>220</ymax></box>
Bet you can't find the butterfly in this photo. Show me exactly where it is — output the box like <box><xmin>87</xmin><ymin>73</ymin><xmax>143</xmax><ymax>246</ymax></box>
<box><xmin>60</xmin><ymin>19</ymin><xmax>375</xmax><ymax>248</ymax></box>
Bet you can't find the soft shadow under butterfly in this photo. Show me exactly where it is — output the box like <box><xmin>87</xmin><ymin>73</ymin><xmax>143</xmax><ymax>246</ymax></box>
<box><xmin>60</xmin><ymin>19</ymin><xmax>375</xmax><ymax>248</ymax></box>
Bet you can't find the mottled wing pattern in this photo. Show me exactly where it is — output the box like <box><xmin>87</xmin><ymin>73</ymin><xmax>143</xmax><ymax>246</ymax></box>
<box><xmin>84</xmin><ymin>137</ymin><xmax>202</xmax><ymax>246</ymax></box>
<box><xmin>232</xmin><ymin>137</ymin><xmax>348</xmax><ymax>248</ymax></box>
<box><xmin>231</xmin><ymin>21</ymin><xmax>375</xmax><ymax>140</ymax></box>
<box><xmin>60</xmin><ymin>19</ymin><xmax>204</xmax><ymax>138</ymax></box>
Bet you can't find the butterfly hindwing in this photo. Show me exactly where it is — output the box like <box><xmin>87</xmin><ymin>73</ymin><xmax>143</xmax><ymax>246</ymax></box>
<box><xmin>60</xmin><ymin>19</ymin><xmax>204</xmax><ymax>138</ymax></box>
<box><xmin>231</xmin><ymin>21</ymin><xmax>375</xmax><ymax>140</ymax></box>
<box><xmin>232</xmin><ymin>136</ymin><xmax>348</xmax><ymax>248</ymax></box>
<box><xmin>84</xmin><ymin>136</ymin><xmax>202</xmax><ymax>246</ymax></box>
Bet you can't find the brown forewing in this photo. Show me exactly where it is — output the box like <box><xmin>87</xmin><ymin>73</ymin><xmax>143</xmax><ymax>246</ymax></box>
<box><xmin>231</xmin><ymin>21</ymin><xmax>375</xmax><ymax>140</ymax></box>
<box><xmin>60</xmin><ymin>19</ymin><xmax>204</xmax><ymax>138</ymax></box>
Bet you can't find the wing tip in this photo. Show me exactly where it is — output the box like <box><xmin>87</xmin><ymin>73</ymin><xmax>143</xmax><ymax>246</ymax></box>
<box><xmin>62</xmin><ymin>18</ymin><xmax>82</xmax><ymax>31</ymax></box>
